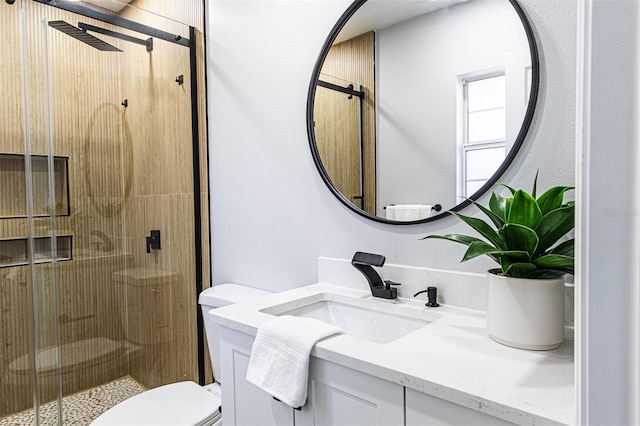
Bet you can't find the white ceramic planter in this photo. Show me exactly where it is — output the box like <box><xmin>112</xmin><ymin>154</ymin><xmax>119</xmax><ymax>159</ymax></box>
<box><xmin>487</xmin><ymin>269</ymin><xmax>565</xmax><ymax>350</ymax></box>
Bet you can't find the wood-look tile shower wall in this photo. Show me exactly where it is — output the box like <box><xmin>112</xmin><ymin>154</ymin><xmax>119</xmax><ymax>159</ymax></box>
<box><xmin>0</xmin><ymin>0</ymin><xmax>208</xmax><ymax>416</ymax></box>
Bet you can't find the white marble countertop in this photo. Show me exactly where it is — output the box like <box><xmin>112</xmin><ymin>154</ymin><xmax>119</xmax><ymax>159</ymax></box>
<box><xmin>210</xmin><ymin>283</ymin><xmax>574</xmax><ymax>426</ymax></box>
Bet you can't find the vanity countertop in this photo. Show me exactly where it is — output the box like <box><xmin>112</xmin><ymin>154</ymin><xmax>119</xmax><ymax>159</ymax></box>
<box><xmin>210</xmin><ymin>283</ymin><xmax>574</xmax><ymax>426</ymax></box>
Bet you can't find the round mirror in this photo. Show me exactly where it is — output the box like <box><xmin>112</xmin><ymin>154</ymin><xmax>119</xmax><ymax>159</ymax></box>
<box><xmin>307</xmin><ymin>0</ymin><xmax>539</xmax><ymax>224</ymax></box>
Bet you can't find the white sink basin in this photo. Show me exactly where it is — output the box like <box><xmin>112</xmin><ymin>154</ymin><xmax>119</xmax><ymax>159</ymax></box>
<box><xmin>260</xmin><ymin>293</ymin><xmax>441</xmax><ymax>344</ymax></box>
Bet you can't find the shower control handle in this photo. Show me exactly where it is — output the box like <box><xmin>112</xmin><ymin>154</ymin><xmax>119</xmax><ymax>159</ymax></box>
<box><xmin>146</xmin><ymin>230</ymin><xmax>161</xmax><ymax>253</ymax></box>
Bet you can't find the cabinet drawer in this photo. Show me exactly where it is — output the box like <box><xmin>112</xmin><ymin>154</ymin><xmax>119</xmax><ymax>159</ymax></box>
<box><xmin>296</xmin><ymin>358</ymin><xmax>404</xmax><ymax>426</ymax></box>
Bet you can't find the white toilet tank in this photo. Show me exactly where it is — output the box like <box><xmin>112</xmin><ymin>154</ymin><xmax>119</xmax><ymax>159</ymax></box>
<box><xmin>113</xmin><ymin>268</ymin><xmax>180</xmax><ymax>345</ymax></box>
<box><xmin>198</xmin><ymin>283</ymin><xmax>272</xmax><ymax>382</ymax></box>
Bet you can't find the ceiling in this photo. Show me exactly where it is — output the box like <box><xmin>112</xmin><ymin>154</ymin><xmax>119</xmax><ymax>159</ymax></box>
<box><xmin>335</xmin><ymin>0</ymin><xmax>469</xmax><ymax>43</ymax></box>
<box><xmin>79</xmin><ymin>0</ymin><xmax>135</xmax><ymax>13</ymax></box>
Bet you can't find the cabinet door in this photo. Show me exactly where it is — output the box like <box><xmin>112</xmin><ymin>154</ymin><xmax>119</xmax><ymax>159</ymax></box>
<box><xmin>295</xmin><ymin>358</ymin><xmax>404</xmax><ymax>426</ymax></box>
<box><xmin>217</xmin><ymin>327</ymin><xmax>294</xmax><ymax>426</ymax></box>
<box><xmin>405</xmin><ymin>387</ymin><xmax>516</xmax><ymax>426</ymax></box>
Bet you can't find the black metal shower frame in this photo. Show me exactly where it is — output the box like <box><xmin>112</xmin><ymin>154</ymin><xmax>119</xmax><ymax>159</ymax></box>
<box><xmin>27</xmin><ymin>0</ymin><xmax>210</xmax><ymax>386</ymax></box>
<box><xmin>317</xmin><ymin>80</ymin><xmax>366</xmax><ymax>210</ymax></box>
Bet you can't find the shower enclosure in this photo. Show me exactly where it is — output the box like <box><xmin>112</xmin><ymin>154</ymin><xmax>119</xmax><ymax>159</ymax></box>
<box><xmin>312</xmin><ymin>31</ymin><xmax>376</xmax><ymax>216</ymax></box>
<box><xmin>0</xmin><ymin>0</ymin><xmax>209</xmax><ymax>423</ymax></box>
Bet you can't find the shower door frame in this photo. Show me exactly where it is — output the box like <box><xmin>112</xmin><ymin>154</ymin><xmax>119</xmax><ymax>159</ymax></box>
<box><xmin>32</xmin><ymin>0</ymin><xmax>209</xmax><ymax>385</ymax></box>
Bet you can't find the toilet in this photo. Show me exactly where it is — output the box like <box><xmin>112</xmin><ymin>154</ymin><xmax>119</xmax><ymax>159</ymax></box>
<box><xmin>91</xmin><ymin>283</ymin><xmax>272</xmax><ymax>426</ymax></box>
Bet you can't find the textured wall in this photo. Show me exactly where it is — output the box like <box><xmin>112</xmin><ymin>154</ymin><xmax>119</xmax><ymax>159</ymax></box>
<box><xmin>376</xmin><ymin>0</ymin><xmax>530</xmax><ymax>211</ymax></box>
<box><xmin>206</xmin><ymin>0</ymin><xmax>576</xmax><ymax>291</ymax></box>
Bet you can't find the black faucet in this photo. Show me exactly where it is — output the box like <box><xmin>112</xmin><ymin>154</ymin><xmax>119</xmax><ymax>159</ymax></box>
<box><xmin>351</xmin><ymin>252</ymin><xmax>401</xmax><ymax>299</ymax></box>
<box><xmin>146</xmin><ymin>230</ymin><xmax>161</xmax><ymax>253</ymax></box>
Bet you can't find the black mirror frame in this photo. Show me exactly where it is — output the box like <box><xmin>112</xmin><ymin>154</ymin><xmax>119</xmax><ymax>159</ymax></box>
<box><xmin>306</xmin><ymin>0</ymin><xmax>540</xmax><ymax>225</ymax></box>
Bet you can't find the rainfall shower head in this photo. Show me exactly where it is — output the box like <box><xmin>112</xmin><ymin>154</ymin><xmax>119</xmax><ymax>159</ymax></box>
<box><xmin>48</xmin><ymin>20</ymin><xmax>122</xmax><ymax>52</ymax></box>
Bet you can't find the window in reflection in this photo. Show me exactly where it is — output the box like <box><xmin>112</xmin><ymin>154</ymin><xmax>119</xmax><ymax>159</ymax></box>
<box><xmin>459</xmin><ymin>72</ymin><xmax>506</xmax><ymax>198</ymax></box>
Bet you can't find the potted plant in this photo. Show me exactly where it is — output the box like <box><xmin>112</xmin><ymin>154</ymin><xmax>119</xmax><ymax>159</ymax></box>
<box><xmin>423</xmin><ymin>173</ymin><xmax>574</xmax><ymax>350</ymax></box>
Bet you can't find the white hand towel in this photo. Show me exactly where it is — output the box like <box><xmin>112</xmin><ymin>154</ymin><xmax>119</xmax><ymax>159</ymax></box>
<box><xmin>245</xmin><ymin>315</ymin><xmax>344</xmax><ymax>408</ymax></box>
<box><xmin>387</xmin><ymin>204</ymin><xmax>432</xmax><ymax>221</ymax></box>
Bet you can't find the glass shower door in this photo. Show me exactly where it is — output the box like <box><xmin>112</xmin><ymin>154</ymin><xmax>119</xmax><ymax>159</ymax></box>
<box><xmin>0</xmin><ymin>3</ymin><xmax>66</xmax><ymax>423</ymax></box>
<box><xmin>1</xmin><ymin>1</ymin><xmax>206</xmax><ymax>423</ymax></box>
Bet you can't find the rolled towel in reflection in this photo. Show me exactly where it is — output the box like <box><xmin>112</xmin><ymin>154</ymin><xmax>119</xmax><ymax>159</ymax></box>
<box><xmin>385</xmin><ymin>205</ymin><xmax>396</xmax><ymax>220</ymax></box>
<box><xmin>386</xmin><ymin>204</ymin><xmax>432</xmax><ymax>221</ymax></box>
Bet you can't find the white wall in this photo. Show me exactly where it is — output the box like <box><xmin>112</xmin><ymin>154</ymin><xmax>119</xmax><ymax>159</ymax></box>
<box><xmin>206</xmin><ymin>0</ymin><xmax>575</xmax><ymax>293</ymax></box>
<box><xmin>376</xmin><ymin>0</ymin><xmax>530</xmax><ymax>212</ymax></box>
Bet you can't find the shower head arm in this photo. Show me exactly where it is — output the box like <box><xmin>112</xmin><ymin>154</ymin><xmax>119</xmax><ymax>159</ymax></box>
<box><xmin>78</xmin><ymin>22</ymin><xmax>153</xmax><ymax>52</ymax></box>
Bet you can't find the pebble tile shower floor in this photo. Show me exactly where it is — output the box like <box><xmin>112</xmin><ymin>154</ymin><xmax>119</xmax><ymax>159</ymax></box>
<box><xmin>0</xmin><ymin>377</ymin><xmax>146</xmax><ymax>425</ymax></box>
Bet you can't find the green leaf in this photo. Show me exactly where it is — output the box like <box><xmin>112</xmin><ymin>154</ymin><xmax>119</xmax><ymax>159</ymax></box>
<box><xmin>537</xmin><ymin>186</ymin><xmax>575</xmax><ymax>216</ymax></box>
<box><xmin>505</xmin><ymin>197</ymin><xmax>513</xmax><ymax>220</ymax></box>
<box><xmin>549</xmin><ymin>238</ymin><xmax>574</xmax><ymax>257</ymax></box>
<box><xmin>421</xmin><ymin>234</ymin><xmax>483</xmax><ymax>247</ymax></box>
<box><xmin>450</xmin><ymin>212</ymin><xmax>507</xmax><ymax>250</ymax></box>
<box><xmin>500</xmin><ymin>183</ymin><xmax>517</xmax><ymax>195</ymax></box>
<box><xmin>503</xmin><ymin>262</ymin><xmax>538</xmax><ymax>278</ymax></box>
<box><xmin>507</xmin><ymin>190</ymin><xmax>543</xmax><ymax>229</ymax></box>
<box><xmin>533</xmin><ymin>254</ymin><xmax>574</xmax><ymax>275</ymax></box>
<box><xmin>499</xmin><ymin>252</ymin><xmax>533</xmax><ymax>264</ymax></box>
<box><xmin>532</xmin><ymin>170</ymin><xmax>539</xmax><ymax>198</ymax></box>
<box><xmin>499</xmin><ymin>223</ymin><xmax>539</xmax><ymax>256</ymax></box>
<box><xmin>489</xmin><ymin>192</ymin><xmax>509</xmax><ymax>221</ymax></box>
<box><xmin>469</xmin><ymin>198</ymin><xmax>505</xmax><ymax>229</ymax></box>
<box><xmin>422</xmin><ymin>235</ymin><xmax>499</xmax><ymax>263</ymax></box>
<box><xmin>461</xmin><ymin>241</ymin><xmax>499</xmax><ymax>263</ymax></box>
<box><xmin>535</xmin><ymin>204</ymin><xmax>575</xmax><ymax>255</ymax></box>
<box><xmin>461</xmin><ymin>241</ymin><xmax>528</xmax><ymax>263</ymax></box>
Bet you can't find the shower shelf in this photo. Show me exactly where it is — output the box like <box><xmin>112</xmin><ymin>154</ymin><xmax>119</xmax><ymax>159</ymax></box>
<box><xmin>0</xmin><ymin>153</ymin><xmax>70</xmax><ymax>219</ymax></box>
<box><xmin>0</xmin><ymin>235</ymin><xmax>72</xmax><ymax>268</ymax></box>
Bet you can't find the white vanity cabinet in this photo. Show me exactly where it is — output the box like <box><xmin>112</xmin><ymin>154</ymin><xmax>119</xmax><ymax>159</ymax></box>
<box><xmin>218</xmin><ymin>326</ymin><xmax>404</xmax><ymax>426</ymax></box>
<box><xmin>405</xmin><ymin>388</ymin><xmax>516</xmax><ymax>426</ymax></box>
<box><xmin>295</xmin><ymin>357</ymin><xmax>404</xmax><ymax>425</ymax></box>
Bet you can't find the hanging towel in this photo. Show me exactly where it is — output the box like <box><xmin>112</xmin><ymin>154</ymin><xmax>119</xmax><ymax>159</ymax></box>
<box><xmin>386</xmin><ymin>204</ymin><xmax>432</xmax><ymax>221</ymax></box>
<box><xmin>245</xmin><ymin>315</ymin><xmax>344</xmax><ymax>408</ymax></box>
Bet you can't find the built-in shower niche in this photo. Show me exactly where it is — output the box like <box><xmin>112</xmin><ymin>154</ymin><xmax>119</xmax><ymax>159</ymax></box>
<box><xmin>0</xmin><ymin>153</ymin><xmax>70</xmax><ymax>218</ymax></box>
<box><xmin>0</xmin><ymin>235</ymin><xmax>72</xmax><ymax>268</ymax></box>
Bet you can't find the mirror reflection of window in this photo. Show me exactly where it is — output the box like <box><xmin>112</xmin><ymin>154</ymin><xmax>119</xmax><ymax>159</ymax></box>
<box><xmin>459</xmin><ymin>73</ymin><xmax>506</xmax><ymax>198</ymax></box>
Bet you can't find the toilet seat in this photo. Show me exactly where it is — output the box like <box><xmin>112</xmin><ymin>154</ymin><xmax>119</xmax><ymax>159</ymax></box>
<box><xmin>6</xmin><ymin>338</ymin><xmax>124</xmax><ymax>382</ymax></box>
<box><xmin>91</xmin><ymin>381</ymin><xmax>221</xmax><ymax>426</ymax></box>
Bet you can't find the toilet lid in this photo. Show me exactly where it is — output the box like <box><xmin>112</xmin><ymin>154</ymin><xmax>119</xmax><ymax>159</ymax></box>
<box><xmin>91</xmin><ymin>381</ymin><xmax>221</xmax><ymax>426</ymax></box>
<box><xmin>198</xmin><ymin>283</ymin><xmax>272</xmax><ymax>307</ymax></box>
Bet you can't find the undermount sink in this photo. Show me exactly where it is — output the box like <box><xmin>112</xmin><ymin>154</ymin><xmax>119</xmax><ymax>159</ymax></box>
<box><xmin>260</xmin><ymin>292</ymin><xmax>441</xmax><ymax>344</ymax></box>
